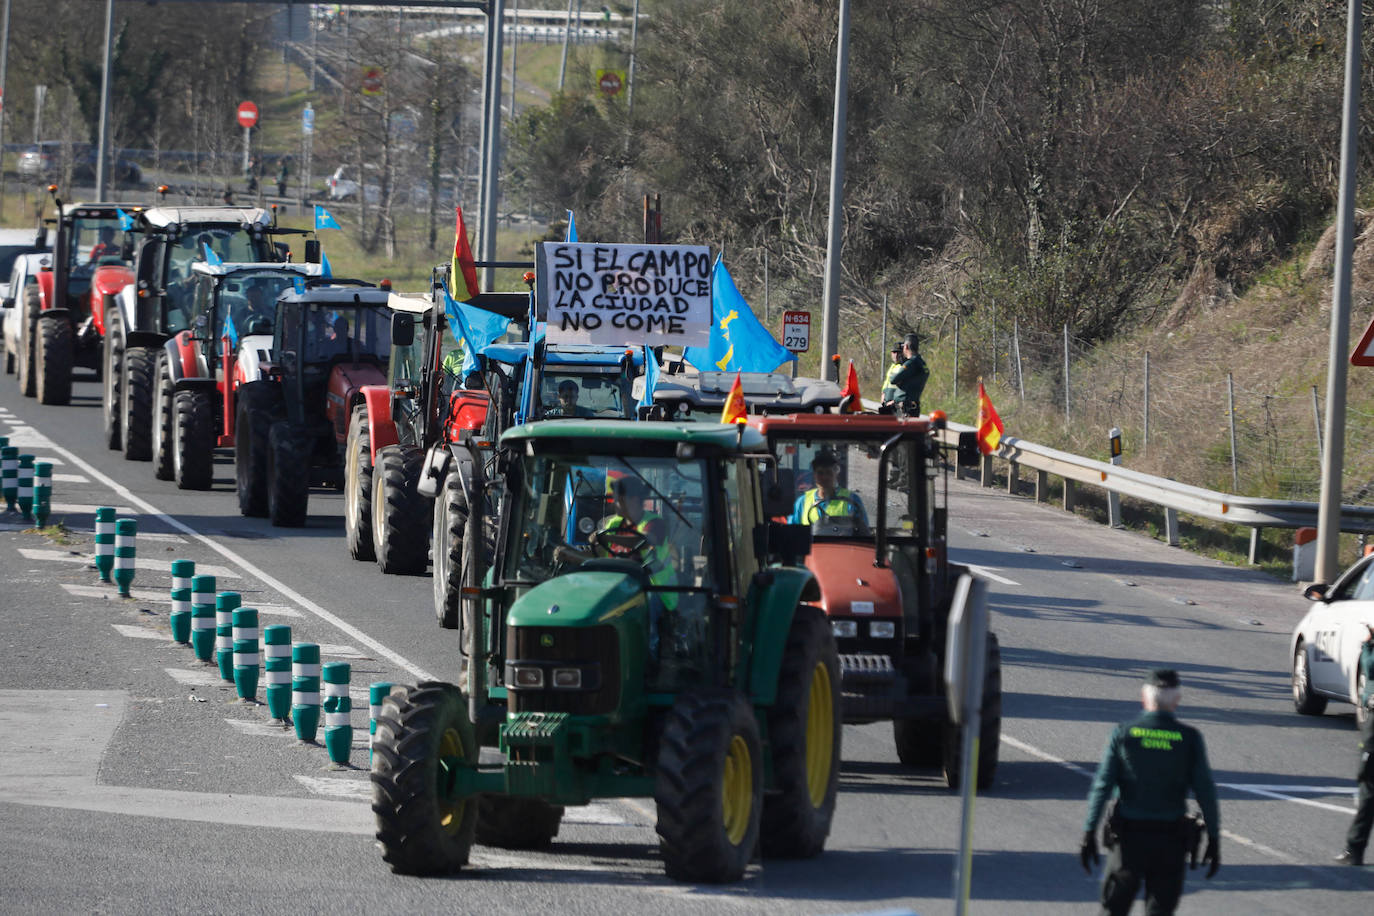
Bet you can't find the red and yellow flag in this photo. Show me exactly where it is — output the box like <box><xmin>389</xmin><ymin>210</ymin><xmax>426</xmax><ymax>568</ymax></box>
<box><xmin>720</xmin><ymin>372</ymin><xmax>747</xmax><ymax>424</ymax></box>
<box><xmin>976</xmin><ymin>380</ymin><xmax>1004</xmax><ymax>455</ymax></box>
<box><xmin>840</xmin><ymin>360</ymin><xmax>863</xmax><ymax>413</ymax></box>
<box><xmin>451</xmin><ymin>207</ymin><xmax>480</xmax><ymax>302</ymax></box>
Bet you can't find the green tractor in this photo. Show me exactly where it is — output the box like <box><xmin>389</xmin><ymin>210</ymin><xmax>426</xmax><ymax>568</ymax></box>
<box><xmin>371</xmin><ymin>420</ymin><xmax>842</xmax><ymax>882</ymax></box>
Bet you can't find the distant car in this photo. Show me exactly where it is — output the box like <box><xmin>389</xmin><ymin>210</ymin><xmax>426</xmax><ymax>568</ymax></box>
<box><xmin>326</xmin><ymin>166</ymin><xmax>380</xmax><ymax>203</ymax></box>
<box><xmin>1292</xmin><ymin>553</ymin><xmax>1374</xmax><ymax>726</ymax></box>
<box><xmin>17</xmin><ymin>142</ymin><xmax>142</xmax><ymax>186</ymax></box>
<box><xmin>1</xmin><ymin>242</ymin><xmax>53</xmax><ymax>376</ymax></box>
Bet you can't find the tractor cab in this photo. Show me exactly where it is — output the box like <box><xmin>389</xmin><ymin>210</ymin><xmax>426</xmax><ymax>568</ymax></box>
<box><xmin>50</xmin><ymin>202</ymin><xmax>138</xmax><ymax>313</ymax></box>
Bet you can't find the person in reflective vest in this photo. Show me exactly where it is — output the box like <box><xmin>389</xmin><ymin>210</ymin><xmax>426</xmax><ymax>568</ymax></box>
<box><xmin>594</xmin><ymin>476</ymin><xmax>676</xmax><ymax>652</ymax></box>
<box><xmin>791</xmin><ymin>449</ymin><xmax>868</xmax><ymax>528</ymax></box>
<box><xmin>881</xmin><ymin>344</ymin><xmax>904</xmax><ymax>405</ymax></box>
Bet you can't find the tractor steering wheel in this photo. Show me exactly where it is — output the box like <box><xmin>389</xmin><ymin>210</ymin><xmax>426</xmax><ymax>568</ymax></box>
<box><xmin>591</xmin><ymin>528</ymin><xmax>653</xmax><ymax>563</ymax></box>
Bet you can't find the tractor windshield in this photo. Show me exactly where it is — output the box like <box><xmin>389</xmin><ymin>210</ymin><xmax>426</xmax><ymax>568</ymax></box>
<box><xmin>291</xmin><ymin>302</ymin><xmax>392</xmax><ymax>366</ymax></box>
<box><xmin>538</xmin><ymin>370</ymin><xmax>633</xmax><ymax>420</ymax></box>
<box><xmin>216</xmin><ymin>271</ymin><xmax>300</xmax><ymax>341</ymax></box>
<box><xmin>770</xmin><ymin>436</ymin><xmax>930</xmax><ymax>540</ymax></box>
<box><xmin>68</xmin><ymin>216</ymin><xmax>130</xmax><ymax>275</ymax></box>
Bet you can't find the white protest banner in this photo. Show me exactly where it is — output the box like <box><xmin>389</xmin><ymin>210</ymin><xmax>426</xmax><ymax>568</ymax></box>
<box><xmin>536</xmin><ymin>242</ymin><xmax>712</xmax><ymax>348</ymax></box>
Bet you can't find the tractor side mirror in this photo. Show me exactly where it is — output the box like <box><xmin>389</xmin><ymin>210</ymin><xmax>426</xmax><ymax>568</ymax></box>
<box><xmin>304</xmin><ymin>239</ymin><xmax>321</xmax><ymax>264</ymax></box>
<box><xmin>956</xmin><ymin>431</ymin><xmax>981</xmax><ymax>468</ymax></box>
<box><xmin>120</xmin><ymin>238</ymin><xmax>134</xmax><ymax>261</ymax></box>
<box><xmin>274</xmin><ymin>242</ymin><xmax>290</xmax><ymax>262</ymax></box>
<box><xmin>390</xmin><ymin>312</ymin><xmax>415</xmax><ymax>347</ymax></box>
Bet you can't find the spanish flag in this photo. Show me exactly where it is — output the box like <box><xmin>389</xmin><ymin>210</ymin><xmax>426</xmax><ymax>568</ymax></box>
<box><xmin>720</xmin><ymin>372</ymin><xmax>747</xmax><ymax>424</ymax></box>
<box><xmin>450</xmin><ymin>207</ymin><xmax>480</xmax><ymax>302</ymax></box>
<box><xmin>840</xmin><ymin>360</ymin><xmax>863</xmax><ymax>413</ymax></box>
<box><xmin>976</xmin><ymin>380</ymin><xmax>1003</xmax><ymax>455</ymax></box>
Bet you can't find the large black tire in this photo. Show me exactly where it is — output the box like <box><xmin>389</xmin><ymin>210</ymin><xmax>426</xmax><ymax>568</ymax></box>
<box><xmin>759</xmin><ymin>606</ymin><xmax>841</xmax><ymax>859</ymax></box>
<box><xmin>35</xmin><ymin>315</ymin><xmax>73</xmax><ymax>405</ymax></box>
<box><xmin>101</xmin><ymin>303</ymin><xmax>123</xmax><ymax>450</ymax></box>
<box><xmin>344</xmin><ymin>403</ymin><xmax>375</xmax><ymax>561</ymax></box>
<box><xmin>476</xmin><ymin>796</ymin><xmax>564</xmax><ymax>849</ymax></box>
<box><xmin>371</xmin><ymin>681</ymin><xmax>478</xmax><ymax>875</ymax></box>
<box><xmin>151</xmin><ymin>353</ymin><xmax>176</xmax><ymax>480</ymax></box>
<box><xmin>3</xmin><ymin>346</ymin><xmax>13</xmax><ymax>374</ymax></box>
<box><xmin>1292</xmin><ymin>642</ymin><xmax>1327</xmax><ymax>715</ymax></box>
<box><xmin>655</xmin><ymin>690</ymin><xmax>763</xmax><ymax>883</ymax></box>
<box><xmin>893</xmin><ymin>716</ymin><xmax>943</xmax><ymax>767</ymax></box>
<box><xmin>120</xmin><ymin>346</ymin><xmax>156</xmax><ymax>461</ymax></box>
<box><xmin>371</xmin><ymin>444</ymin><xmax>430</xmax><ymax>575</ymax></box>
<box><xmin>174</xmin><ymin>388</ymin><xmax>216</xmax><ymax>490</ymax></box>
<box><xmin>234</xmin><ymin>381</ymin><xmax>279</xmax><ymax>517</ymax></box>
<box><xmin>15</xmin><ymin>285</ymin><xmax>39</xmax><ymax>397</ymax></box>
<box><xmin>941</xmin><ymin>633</ymin><xmax>1002</xmax><ymax>791</ymax></box>
<box><xmin>432</xmin><ymin>472</ymin><xmax>468</xmax><ymax>629</ymax></box>
<box><xmin>267</xmin><ymin>421</ymin><xmax>310</xmax><ymax>527</ymax></box>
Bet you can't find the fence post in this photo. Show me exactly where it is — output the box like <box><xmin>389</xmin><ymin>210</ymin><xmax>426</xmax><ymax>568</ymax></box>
<box><xmin>1108</xmin><ymin>428</ymin><xmax>1123</xmax><ymax>528</ymax></box>
<box><xmin>1227</xmin><ymin>372</ymin><xmax>1239</xmax><ymax>493</ymax></box>
<box><xmin>1013</xmin><ymin>317</ymin><xmax>1024</xmax><ymax>404</ymax></box>
<box><xmin>1143</xmin><ymin>352</ymin><xmax>1150</xmax><ymax>458</ymax></box>
<box><xmin>953</xmin><ymin>317</ymin><xmax>960</xmax><ymax>400</ymax></box>
<box><xmin>1063</xmin><ymin>324</ymin><xmax>1071</xmax><ymax>424</ymax></box>
<box><xmin>1312</xmin><ymin>385</ymin><xmax>1322</xmax><ymax>461</ymax></box>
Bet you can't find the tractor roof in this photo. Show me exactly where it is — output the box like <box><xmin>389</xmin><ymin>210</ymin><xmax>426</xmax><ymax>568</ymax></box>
<box><xmin>480</xmin><ymin>342</ymin><xmax>641</xmax><ymax>369</ymax></box>
<box><xmin>503</xmin><ymin>419</ymin><xmax>769</xmax><ymax>456</ymax></box>
<box><xmin>191</xmin><ymin>261</ymin><xmax>324</xmax><ymax>279</ymax></box>
<box><xmin>59</xmin><ymin>202</ymin><xmax>147</xmax><ymax>218</ymax></box>
<box><xmin>650</xmin><ymin>368</ymin><xmax>843</xmax><ymax>415</ymax></box>
<box><xmin>140</xmin><ymin>206</ymin><xmax>272</xmax><ymax>229</ymax></box>
<box><xmin>278</xmin><ymin>284</ymin><xmax>393</xmax><ymax>306</ymax></box>
<box><xmin>750</xmin><ymin>413</ymin><xmax>937</xmax><ymax>439</ymax></box>
<box><xmin>386</xmin><ymin>292</ymin><xmax>431</xmax><ymax>314</ymax></box>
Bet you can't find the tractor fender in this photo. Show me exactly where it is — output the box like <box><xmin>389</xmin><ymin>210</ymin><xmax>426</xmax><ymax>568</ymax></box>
<box><xmin>34</xmin><ymin>270</ymin><xmax>55</xmax><ymax>310</ymax></box>
<box><xmin>445</xmin><ymin>441</ymin><xmax>483</xmax><ymax>508</ymax></box>
<box><xmin>416</xmin><ymin>443</ymin><xmax>452</xmax><ymax>500</ymax></box>
<box><xmin>361</xmin><ymin>385</ymin><xmax>398</xmax><ymax>462</ymax></box>
<box><xmin>162</xmin><ymin>331</ymin><xmax>205</xmax><ymax>384</ymax></box>
<box><xmin>91</xmin><ymin>264</ymin><xmax>135</xmax><ymax>299</ymax></box>
<box><xmin>744</xmin><ymin>566</ymin><xmax>823</xmax><ymax>706</ymax></box>
<box><xmin>37</xmin><ymin>306</ymin><xmax>72</xmax><ymax>324</ymax></box>
<box><xmin>112</xmin><ymin>284</ymin><xmax>138</xmax><ymax>335</ymax></box>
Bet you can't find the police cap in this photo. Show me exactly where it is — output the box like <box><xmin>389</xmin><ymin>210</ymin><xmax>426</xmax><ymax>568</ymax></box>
<box><xmin>1146</xmin><ymin>668</ymin><xmax>1180</xmax><ymax>688</ymax></box>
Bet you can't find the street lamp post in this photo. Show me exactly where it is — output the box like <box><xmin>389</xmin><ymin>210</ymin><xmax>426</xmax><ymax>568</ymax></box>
<box><xmin>819</xmin><ymin>0</ymin><xmax>851</xmax><ymax>382</ymax></box>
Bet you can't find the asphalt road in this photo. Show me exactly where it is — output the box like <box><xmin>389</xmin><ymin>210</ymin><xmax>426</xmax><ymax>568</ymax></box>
<box><xmin>0</xmin><ymin>370</ymin><xmax>1371</xmax><ymax>915</ymax></box>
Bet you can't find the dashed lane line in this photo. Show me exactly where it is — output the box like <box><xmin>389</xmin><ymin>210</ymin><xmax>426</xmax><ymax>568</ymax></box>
<box><xmin>111</xmin><ymin>624</ymin><xmax>170</xmax><ymax>641</ymax></box>
<box><xmin>18</xmin><ymin>546</ymin><xmax>239</xmax><ymax>578</ymax></box>
<box><xmin>61</xmin><ymin>583</ymin><xmax>302</xmax><ymax>617</ymax></box>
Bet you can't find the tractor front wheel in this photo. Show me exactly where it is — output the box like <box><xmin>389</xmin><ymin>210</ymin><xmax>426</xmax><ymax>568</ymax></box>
<box><xmin>267</xmin><ymin>421</ymin><xmax>310</xmax><ymax>527</ymax></box>
<box><xmin>941</xmin><ymin>632</ymin><xmax>1002</xmax><ymax>791</ymax></box>
<box><xmin>344</xmin><ymin>403</ymin><xmax>375</xmax><ymax>560</ymax></box>
<box><xmin>15</xmin><ymin>285</ymin><xmax>39</xmax><ymax>397</ymax></box>
<box><xmin>101</xmin><ymin>303</ymin><xmax>123</xmax><ymax>450</ymax></box>
<box><xmin>655</xmin><ymin>690</ymin><xmax>762</xmax><ymax>883</ymax></box>
<box><xmin>432</xmin><ymin>473</ymin><xmax>467</xmax><ymax>629</ymax></box>
<box><xmin>173</xmin><ymin>388</ymin><xmax>216</xmax><ymax>490</ymax></box>
<box><xmin>152</xmin><ymin>354</ymin><xmax>176</xmax><ymax>480</ymax></box>
<box><xmin>372</xmin><ymin>444</ymin><xmax>429</xmax><ymax>575</ymax></box>
<box><xmin>35</xmin><ymin>315</ymin><xmax>73</xmax><ymax>405</ymax></box>
<box><xmin>120</xmin><ymin>346</ymin><xmax>156</xmax><ymax>461</ymax></box>
<box><xmin>760</xmin><ymin>605</ymin><xmax>841</xmax><ymax>859</ymax></box>
<box><xmin>371</xmin><ymin>681</ymin><xmax>478</xmax><ymax>875</ymax></box>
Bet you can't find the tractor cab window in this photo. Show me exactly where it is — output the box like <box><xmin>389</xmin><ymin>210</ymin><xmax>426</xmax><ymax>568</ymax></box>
<box><xmin>770</xmin><ymin>437</ymin><xmax>921</xmax><ymax>540</ymax></box>
<box><xmin>388</xmin><ymin>313</ymin><xmax>428</xmax><ymax>389</ymax></box>
<box><xmin>538</xmin><ymin>370</ymin><xmax>633</xmax><ymax>419</ymax></box>
<box><xmin>69</xmin><ymin>216</ymin><xmax>129</xmax><ymax>275</ymax></box>
<box><xmin>298</xmin><ymin>303</ymin><xmax>392</xmax><ymax>366</ymax></box>
<box><xmin>218</xmin><ymin>272</ymin><xmax>294</xmax><ymax>341</ymax></box>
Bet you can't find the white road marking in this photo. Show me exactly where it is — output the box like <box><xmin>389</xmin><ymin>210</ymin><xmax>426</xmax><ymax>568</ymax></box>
<box><xmin>52</xmin><ymin>473</ymin><xmax>87</xmax><ymax>483</ymax></box>
<box><xmin>562</xmin><ymin>801</ymin><xmax>635</xmax><ymax>826</ymax></box>
<box><xmin>111</xmin><ymin>624</ymin><xmax>169</xmax><ymax>640</ymax></box>
<box><xmin>1000</xmin><ymin>734</ymin><xmax>1303</xmax><ymax>864</ymax></box>
<box><xmin>1219</xmin><ymin>783</ymin><xmax>1357</xmax><ymax>815</ymax></box>
<box><xmin>318</xmin><ymin>643</ymin><xmax>369</xmax><ymax>659</ymax></box>
<box><xmin>293</xmin><ymin>774</ymin><xmax>371</xmax><ymax>801</ymax></box>
<box><xmin>164</xmin><ymin>668</ymin><xmax>228</xmax><ymax>687</ymax></box>
<box><xmin>223</xmin><ymin>719</ymin><xmax>295</xmax><ymax>739</ymax></box>
<box><xmin>30</xmin><ymin>437</ymin><xmax>439</xmax><ymax>682</ymax></box>
<box><xmin>47</xmin><ymin>503</ymin><xmax>137</xmax><ymax>515</ymax></box>
<box><xmin>63</xmin><ymin>583</ymin><xmax>173</xmax><ymax>603</ymax></box>
<box><xmin>18</xmin><ymin>547</ymin><xmax>238</xmax><ymax>577</ymax></box>
<box><xmin>966</xmin><ymin>564</ymin><xmax>1020</xmax><ymax>586</ymax></box>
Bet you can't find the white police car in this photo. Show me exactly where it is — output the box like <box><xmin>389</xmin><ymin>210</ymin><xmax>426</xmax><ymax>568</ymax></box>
<box><xmin>1291</xmin><ymin>552</ymin><xmax>1374</xmax><ymax>726</ymax></box>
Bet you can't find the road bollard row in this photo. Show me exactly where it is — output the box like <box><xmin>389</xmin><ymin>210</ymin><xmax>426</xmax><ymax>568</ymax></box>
<box><xmin>93</xmin><ymin>507</ymin><xmax>115</xmax><ymax>582</ymax></box>
<box><xmin>113</xmin><ymin>518</ymin><xmax>137</xmax><ymax>597</ymax></box>
<box><xmin>322</xmin><ymin>662</ymin><xmax>352</xmax><ymax>767</ymax></box>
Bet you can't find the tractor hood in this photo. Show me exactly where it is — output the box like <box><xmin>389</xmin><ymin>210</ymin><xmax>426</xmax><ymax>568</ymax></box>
<box><xmin>806</xmin><ymin>542</ymin><xmax>901</xmax><ymax>618</ymax></box>
<box><xmin>507</xmin><ymin>568</ymin><xmax>648</xmax><ymax>631</ymax></box>
<box><xmin>328</xmin><ymin>362</ymin><xmax>387</xmax><ymax>396</ymax></box>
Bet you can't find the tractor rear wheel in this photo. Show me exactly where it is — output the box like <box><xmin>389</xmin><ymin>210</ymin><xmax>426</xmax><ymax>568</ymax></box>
<box><xmin>120</xmin><ymin>346</ymin><xmax>156</xmax><ymax>461</ymax></box>
<box><xmin>941</xmin><ymin>633</ymin><xmax>1002</xmax><ymax>791</ymax></box>
<box><xmin>371</xmin><ymin>444</ymin><xmax>429</xmax><ymax>575</ymax></box>
<box><xmin>101</xmin><ymin>303</ymin><xmax>123</xmax><ymax>450</ymax></box>
<box><xmin>15</xmin><ymin>285</ymin><xmax>39</xmax><ymax>397</ymax></box>
<box><xmin>151</xmin><ymin>353</ymin><xmax>176</xmax><ymax>480</ymax></box>
<box><xmin>759</xmin><ymin>605</ymin><xmax>841</xmax><ymax>859</ymax></box>
<box><xmin>655</xmin><ymin>690</ymin><xmax>762</xmax><ymax>883</ymax></box>
<box><xmin>371</xmin><ymin>681</ymin><xmax>478</xmax><ymax>875</ymax></box>
<box><xmin>234</xmin><ymin>382</ymin><xmax>278</xmax><ymax>517</ymax></box>
<box><xmin>476</xmin><ymin>796</ymin><xmax>564</xmax><ymax>849</ymax></box>
<box><xmin>267</xmin><ymin>421</ymin><xmax>310</xmax><ymax>527</ymax></box>
<box><xmin>35</xmin><ymin>315</ymin><xmax>73</xmax><ymax>405</ymax></box>
<box><xmin>893</xmin><ymin>717</ymin><xmax>943</xmax><ymax>767</ymax></box>
<box><xmin>343</xmin><ymin>403</ymin><xmax>375</xmax><ymax>561</ymax></box>
<box><xmin>174</xmin><ymin>388</ymin><xmax>216</xmax><ymax>490</ymax></box>
<box><xmin>432</xmin><ymin>472</ymin><xmax>467</xmax><ymax>628</ymax></box>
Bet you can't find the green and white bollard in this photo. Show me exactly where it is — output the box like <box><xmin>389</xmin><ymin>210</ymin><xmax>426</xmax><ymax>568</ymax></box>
<box><xmin>17</xmin><ymin>455</ymin><xmax>33</xmax><ymax>522</ymax></box>
<box><xmin>322</xmin><ymin>662</ymin><xmax>352</xmax><ymax>767</ymax></box>
<box><xmin>369</xmin><ymin>681</ymin><xmax>393</xmax><ymax>763</ymax></box>
<box><xmin>32</xmin><ymin>462</ymin><xmax>52</xmax><ymax>528</ymax></box>
<box><xmin>231</xmin><ymin>608</ymin><xmax>260</xmax><ymax>702</ymax></box>
<box><xmin>113</xmin><ymin>518</ymin><xmax>137</xmax><ymax>597</ymax></box>
<box><xmin>93</xmin><ymin>507</ymin><xmax>115</xmax><ymax>582</ymax></box>
<box><xmin>291</xmin><ymin>643</ymin><xmax>321</xmax><ymax>743</ymax></box>
<box><xmin>189</xmin><ymin>574</ymin><xmax>217</xmax><ymax>662</ymax></box>
<box><xmin>263</xmin><ymin>626</ymin><xmax>292</xmax><ymax>722</ymax></box>
<box><xmin>168</xmin><ymin>560</ymin><xmax>195</xmax><ymax>645</ymax></box>
<box><xmin>215</xmin><ymin>592</ymin><xmax>240</xmax><ymax>682</ymax></box>
<box><xmin>1</xmin><ymin>445</ymin><xmax>17</xmax><ymax>511</ymax></box>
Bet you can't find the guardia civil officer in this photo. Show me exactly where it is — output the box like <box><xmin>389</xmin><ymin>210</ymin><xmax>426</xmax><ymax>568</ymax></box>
<box><xmin>888</xmin><ymin>332</ymin><xmax>929</xmax><ymax>416</ymax></box>
<box><xmin>1080</xmin><ymin>669</ymin><xmax>1220</xmax><ymax>915</ymax></box>
<box><xmin>1334</xmin><ymin>623</ymin><xmax>1374</xmax><ymax>866</ymax></box>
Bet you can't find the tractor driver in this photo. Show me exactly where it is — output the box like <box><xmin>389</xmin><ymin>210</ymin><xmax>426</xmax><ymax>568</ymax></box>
<box><xmin>592</xmin><ymin>476</ymin><xmax>676</xmax><ymax>654</ymax></box>
<box><xmin>87</xmin><ymin>226</ymin><xmax>119</xmax><ymax>265</ymax></box>
<box><xmin>545</xmin><ymin>379</ymin><xmax>594</xmax><ymax>418</ymax></box>
<box><xmin>791</xmin><ymin>448</ymin><xmax>868</xmax><ymax>529</ymax></box>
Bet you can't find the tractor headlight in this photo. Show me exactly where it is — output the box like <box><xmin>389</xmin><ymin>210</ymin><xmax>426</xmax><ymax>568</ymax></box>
<box><xmin>869</xmin><ymin>621</ymin><xmax>896</xmax><ymax>638</ymax></box>
<box><xmin>832</xmin><ymin>620</ymin><xmax>858</xmax><ymax>638</ymax></box>
<box><xmin>552</xmin><ymin>668</ymin><xmax>582</xmax><ymax>689</ymax></box>
<box><xmin>512</xmin><ymin>666</ymin><xmax>544</xmax><ymax>688</ymax></box>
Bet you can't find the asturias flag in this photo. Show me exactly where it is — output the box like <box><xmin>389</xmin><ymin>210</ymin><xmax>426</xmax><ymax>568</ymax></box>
<box><xmin>314</xmin><ymin>206</ymin><xmax>342</xmax><ymax>231</ymax></box>
<box><xmin>565</xmin><ymin>210</ymin><xmax>578</xmax><ymax>243</ymax></box>
<box><xmin>840</xmin><ymin>360</ymin><xmax>863</xmax><ymax>412</ymax></box>
<box><xmin>976</xmin><ymin>380</ymin><xmax>1004</xmax><ymax>455</ymax></box>
<box><xmin>684</xmin><ymin>255</ymin><xmax>797</xmax><ymax>374</ymax></box>
<box><xmin>720</xmin><ymin>372</ymin><xmax>747</xmax><ymax>424</ymax></box>
<box><xmin>451</xmin><ymin>207</ymin><xmax>480</xmax><ymax>302</ymax></box>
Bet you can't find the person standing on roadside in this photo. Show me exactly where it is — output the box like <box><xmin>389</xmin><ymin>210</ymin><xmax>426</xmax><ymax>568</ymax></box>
<box><xmin>880</xmin><ymin>344</ymin><xmax>904</xmax><ymax>407</ymax></box>
<box><xmin>1080</xmin><ymin>669</ymin><xmax>1220</xmax><ymax>915</ymax></box>
<box><xmin>1335</xmin><ymin>623</ymin><xmax>1374</xmax><ymax>866</ymax></box>
<box><xmin>889</xmin><ymin>332</ymin><xmax>929</xmax><ymax>416</ymax></box>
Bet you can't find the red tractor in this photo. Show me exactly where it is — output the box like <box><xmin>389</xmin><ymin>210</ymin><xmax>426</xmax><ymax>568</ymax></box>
<box><xmin>750</xmin><ymin>412</ymin><xmax>1000</xmax><ymax>789</ymax></box>
<box><xmin>17</xmin><ymin>195</ymin><xmax>141</xmax><ymax>405</ymax></box>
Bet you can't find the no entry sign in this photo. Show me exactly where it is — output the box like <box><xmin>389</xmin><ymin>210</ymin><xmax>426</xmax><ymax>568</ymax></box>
<box><xmin>237</xmin><ymin>101</ymin><xmax>259</xmax><ymax>129</ymax></box>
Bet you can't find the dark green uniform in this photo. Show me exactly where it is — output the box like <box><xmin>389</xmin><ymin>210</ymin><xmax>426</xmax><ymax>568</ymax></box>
<box><xmin>890</xmin><ymin>354</ymin><xmax>929</xmax><ymax>415</ymax></box>
<box><xmin>1344</xmin><ymin>637</ymin><xmax>1374</xmax><ymax>860</ymax></box>
<box><xmin>1085</xmin><ymin>709</ymin><xmax>1219</xmax><ymax>915</ymax></box>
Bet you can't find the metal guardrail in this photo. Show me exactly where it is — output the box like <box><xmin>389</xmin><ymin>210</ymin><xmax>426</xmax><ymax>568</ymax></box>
<box><xmin>935</xmin><ymin>419</ymin><xmax>1374</xmax><ymax>563</ymax></box>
